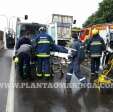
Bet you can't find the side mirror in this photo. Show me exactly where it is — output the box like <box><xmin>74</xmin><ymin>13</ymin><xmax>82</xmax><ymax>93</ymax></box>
<box><xmin>25</xmin><ymin>15</ymin><xmax>28</xmax><ymax>20</ymax></box>
<box><xmin>73</xmin><ymin>20</ymin><xmax>76</xmax><ymax>24</ymax></box>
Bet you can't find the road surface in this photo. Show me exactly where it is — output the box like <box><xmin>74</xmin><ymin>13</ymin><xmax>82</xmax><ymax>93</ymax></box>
<box><xmin>0</xmin><ymin>49</ymin><xmax>113</xmax><ymax>112</ymax></box>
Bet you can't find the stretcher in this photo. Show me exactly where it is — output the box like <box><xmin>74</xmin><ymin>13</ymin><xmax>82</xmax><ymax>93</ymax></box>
<box><xmin>50</xmin><ymin>52</ymin><xmax>70</xmax><ymax>78</ymax></box>
<box><xmin>13</xmin><ymin>52</ymin><xmax>70</xmax><ymax>79</ymax></box>
<box><xmin>94</xmin><ymin>52</ymin><xmax>113</xmax><ymax>93</ymax></box>
<box><xmin>13</xmin><ymin>47</ymin><xmax>74</xmax><ymax>79</ymax></box>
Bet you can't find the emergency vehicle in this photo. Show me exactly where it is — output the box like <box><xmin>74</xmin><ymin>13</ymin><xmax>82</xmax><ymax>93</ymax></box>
<box><xmin>80</xmin><ymin>23</ymin><xmax>113</xmax><ymax>44</ymax></box>
<box><xmin>16</xmin><ymin>19</ymin><xmax>46</xmax><ymax>41</ymax></box>
<box><xmin>81</xmin><ymin>23</ymin><xmax>113</xmax><ymax>93</ymax></box>
<box><xmin>15</xmin><ymin>18</ymin><xmax>69</xmax><ymax>78</ymax></box>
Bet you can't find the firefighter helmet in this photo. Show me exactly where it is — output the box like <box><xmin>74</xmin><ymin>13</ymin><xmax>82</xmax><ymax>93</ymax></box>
<box><xmin>39</xmin><ymin>26</ymin><xmax>46</xmax><ymax>32</ymax></box>
<box><xmin>92</xmin><ymin>28</ymin><xmax>99</xmax><ymax>36</ymax></box>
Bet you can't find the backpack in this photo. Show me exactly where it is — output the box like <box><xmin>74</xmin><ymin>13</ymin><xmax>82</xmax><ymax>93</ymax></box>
<box><xmin>79</xmin><ymin>41</ymin><xmax>85</xmax><ymax>63</ymax></box>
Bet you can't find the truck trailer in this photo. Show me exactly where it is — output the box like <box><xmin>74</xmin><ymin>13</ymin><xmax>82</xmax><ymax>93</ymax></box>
<box><xmin>48</xmin><ymin>14</ymin><xmax>73</xmax><ymax>46</ymax></box>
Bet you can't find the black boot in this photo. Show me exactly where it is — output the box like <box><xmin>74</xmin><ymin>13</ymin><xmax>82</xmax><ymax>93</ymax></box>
<box><xmin>90</xmin><ymin>73</ymin><xmax>95</xmax><ymax>83</ymax></box>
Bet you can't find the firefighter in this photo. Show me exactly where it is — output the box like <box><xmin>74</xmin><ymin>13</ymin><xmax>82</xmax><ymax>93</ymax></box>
<box><xmin>87</xmin><ymin>28</ymin><xmax>106</xmax><ymax>82</ymax></box>
<box><xmin>15</xmin><ymin>31</ymin><xmax>33</xmax><ymax>79</ymax></box>
<box><xmin>16</xmin><ymin>44</ymin><xmax>33</xmax><ymax>79</ymax></box>
<box><xmin>34</xmin><ymin>26</ymin><xmax>69</xmax><ymax>79</ymax></box>
<box><xmin>66</xmin><ymin>32</ymin><xmax>87</xmax><ymax>84</ymax></box>
<box><xmin>35</xmin><ymin>26</ymin><xmax>55</xmax><ymax>78</ymax></box>
<box><xmin>16</xmin><ymin>31</ymin><xmax>31</xmax><ymax>50</ymax></box>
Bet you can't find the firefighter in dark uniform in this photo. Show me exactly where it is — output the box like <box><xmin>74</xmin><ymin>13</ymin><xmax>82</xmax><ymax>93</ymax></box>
<box><xmin>35</xmin><ymin>27</ymin><xmax>55</xmax><ymax>78</ymax></box>
<box><xmin>16</xmin><ymin>31</ymin><xmax>31</xmax><ymax>50</ymax></box>
<box><xmin>15</xmin><ymin>31</ymin><xmax>33</xmax><ymax>79</ymax></box>
<box><xmin>66</xmin><ymin>32</ymin><xmax>87</xmax><ymax>83</ymax></box>
<box><xmin>35</xmin><ymin>26</ymin><xmax>69</xmax><ymax>78</ymax></box>
<box><xmin>87</xmin><ymin>29</ymin><xmax>106</xmax><ymax>82</ymax></box>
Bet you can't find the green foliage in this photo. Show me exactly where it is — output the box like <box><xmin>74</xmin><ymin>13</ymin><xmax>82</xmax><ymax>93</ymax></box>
<box><xmin>83</xmin><ymin>0</ymin><xmax>113</xmax><ymax>27</ymax></box>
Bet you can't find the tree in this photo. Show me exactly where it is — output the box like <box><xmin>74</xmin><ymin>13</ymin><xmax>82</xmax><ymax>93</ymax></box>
<box><xmin>83</xmin><ymin>0</ymin><xmax>113</xmax><ymax>27</ymax></box>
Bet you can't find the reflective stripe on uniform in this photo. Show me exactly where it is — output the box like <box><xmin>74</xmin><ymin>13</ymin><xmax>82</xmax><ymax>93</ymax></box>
<box><xmin>95</xmin><ymin>71</ymin><xmax>99</xmax><ymax>74</ymax></box>
<box><xmin>91</xmin><ymin>54</ymin><xmax>101</xmax><ymax>57</ymax></box>
<box><xmin>67</xmin><ymin>73</ymin><xmax>73</xmax><ymax>76</ymax></box>
<box><xmin>91</xmin><ymin>73</ymin><xmax>95</xmax><ymax>75</ymax></box>
<box><xmin>36</xmin><ymin>74</ymin><xmax>42</xmax><ymax>77</ymax></box>
<box><xmin>40</xmin><ymin>37</ymin><xmax>47</xmax><ymax>39</ymax></box>
<box><xmin>36</xmin><ymin>53</ymin><xmax>50</xmax><ymax>58</ymax></box>
<box><xmin>44</xmin><ymin>74</ymin><xmax>50</xmax><ymax>77</ymax></box>
<box><xmin>79</xmin><ymin>77</ymin><xmax>86</xmax><ymax>81</ymax></box>
<box><xmin>38</xmin><ymin>40</ymin><xmax>50</xmax><ymax>44</ymax></box>
<box><xmin>91</xmin><ymin>41</ymin><xmax>102</xmax><ymax>45</ymax></box>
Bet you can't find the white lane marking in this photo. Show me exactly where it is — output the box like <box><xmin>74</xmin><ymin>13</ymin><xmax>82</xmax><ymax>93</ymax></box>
<box><xmin>6</xmin><ymin>50</ymin><xmax>15</xmax><ymax>112</ymax></box>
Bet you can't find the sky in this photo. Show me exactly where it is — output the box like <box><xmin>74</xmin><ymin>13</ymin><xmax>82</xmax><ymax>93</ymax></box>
<box><xmin>0</xmin><ymin>0</ymin><xmax>102</xmax><ymax>30</ymax></box>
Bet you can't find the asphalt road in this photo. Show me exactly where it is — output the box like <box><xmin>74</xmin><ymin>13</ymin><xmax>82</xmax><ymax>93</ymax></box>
<box><xmin>1</xmin><ymin>49</ymin><xmax>113</xmax><ymax>112</ymax></box>
<box><xmin>0</xmin><ymin>49</ymin><xmax>12</xmax><ymax>112</ymax></box>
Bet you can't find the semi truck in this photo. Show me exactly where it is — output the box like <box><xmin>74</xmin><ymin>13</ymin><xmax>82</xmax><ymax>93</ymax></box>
<box><xmin>48</xmin><ymin>14</ymin><xmax>73</xmax><ymax>46</ymax></box>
